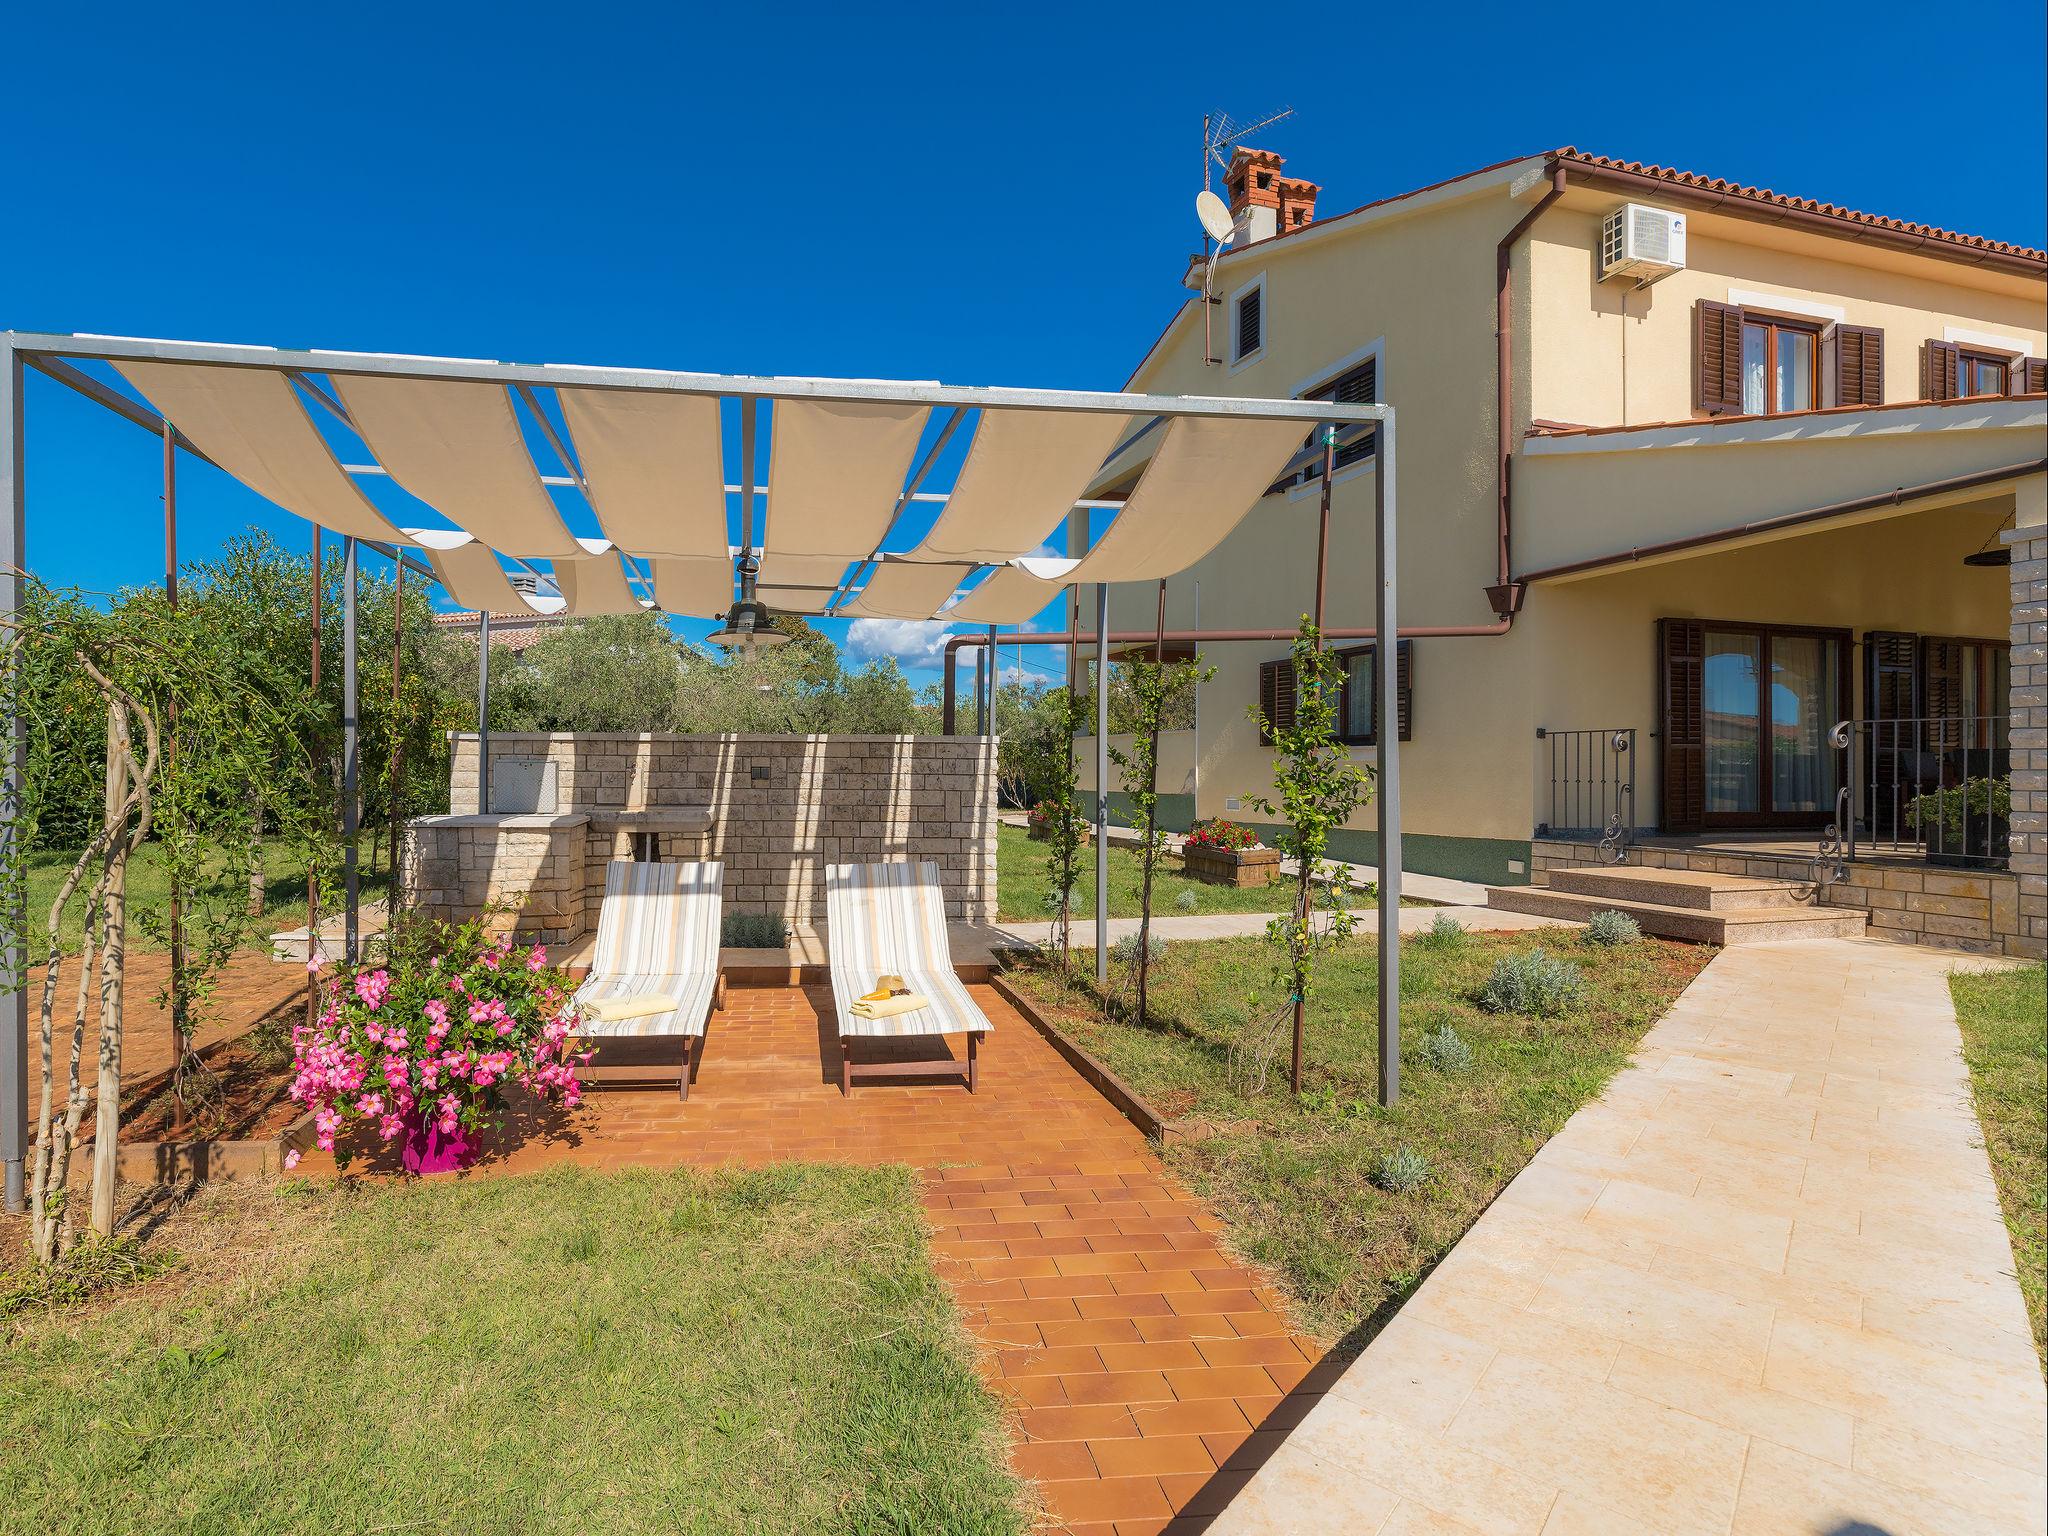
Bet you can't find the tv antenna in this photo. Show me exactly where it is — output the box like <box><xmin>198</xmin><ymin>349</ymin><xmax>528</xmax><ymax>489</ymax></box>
<box><xmin>1197</xmin><ymin>107</ymin><xmax>1294</xmax><ymax>364</ymax></box>
<box><xmin>1201</xmin><ymin>106</ymin><xmax>1296</xmax><ymax>191</ymax></box>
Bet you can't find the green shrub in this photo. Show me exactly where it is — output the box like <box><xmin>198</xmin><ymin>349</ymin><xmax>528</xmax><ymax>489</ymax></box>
<box><xmin>1584</xmin><ymin>909</ymin><xmax>1641</xmax><ymax>948</ymax></box>
<box><xmin>1414</xmin><ymin>913</ymin><xmax>1468</xmax><ymax>952</ymax></box>
<box><xmin>1110</xmin><ymin>931</ymin><xmax>1168</xmax><ymax>966</ymax></box>
<box><xmin>1174</xmin><ymin>888</ymin><xmax>1200</xmax><ymax>913</ymax></box>
<box><xmin>1478</xmin><ymin>948</ymin><xmax>1585</xmax><ymax>1017</ymax></box>
<box><xmin>1418</xmin><ymin>1025</ymin><xmax>1474</xmax><ymax>1074</ymax></box>
<box><xmin>1373</xmin><ymin>1146</ymin><xmax>1430</xmax><ymax>1194</ymax></box>
<box><xmin>721</xmin><ymin>911</ymin><xmax>790</xmax><ymax>948</ymax></box>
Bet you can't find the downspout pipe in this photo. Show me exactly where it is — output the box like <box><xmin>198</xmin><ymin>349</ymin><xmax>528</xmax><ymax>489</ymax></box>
<box><xmin>1490</xmin><ymin>159</ymin><xmax>1571</xmax><ymax>621</ymax></box>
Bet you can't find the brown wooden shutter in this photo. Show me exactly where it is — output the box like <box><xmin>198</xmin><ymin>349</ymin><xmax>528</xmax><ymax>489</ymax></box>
<box><xmin>1236</xmin><ymin>287</ymin><xmax>1262</xmax><ymax>359</ymax></box>
<box><xmin>1695</xmin><ymin>301</ymin><xmax>1745</xmax><ymax>415</ymax></box>
<box><xmin>2019</xmin><ymin>357</ymin><xmax>2047</xmax><ymax>394</ymax></box>
<box><xmin>1832</xmin><ymin>324</ymin><xmax>1884</xmax><ymax>407</ymax></box>
<box><xmin>1864</xmin><ymin>631</ymin><xmax>1919</xmax><ymax>837</ymax></box>
<box><xmin>1257</xmin><ymin>657</ymin><xmax>1296</xmax><ymax>745</ymax></box>
<box><xmin>1864</xmin><ymin>631</ymin><xmax>1919</xmax><ymax>723</ymax></box>
<box><xmin>1922</xmin><ymin>340</ymin><xmax>1960</xmax><ymax>401</ymax></box>
<box><xmin>1657</xmin><ymin>618</ymin><xmax>1706</xmax><ymax>833</ymax></box>
<box><xmin>1394</xmin><ymin>640</ymin><xmax>1414</xmax><ymax>742</ymax></box>
<box><xmin>1921</xmin><ymin>638</ymin><xmax>1966</xmax><ymax>751</ymax></box>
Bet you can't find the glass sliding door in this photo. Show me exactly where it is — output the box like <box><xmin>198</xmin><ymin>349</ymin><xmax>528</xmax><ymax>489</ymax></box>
<box><xmin>1768</xmin><ymin>634</ymin><xmax>1840</xmax><ymax>813</ymax></box>
<box><xmin>1677</xmin><ymin>622</ymin><xmax>1848</xmax><ymax>827</ymax></box>
<box><xmin>1703</xmin><ymin>631</ymin><xmax>1761</xmax><ymax>814</ymax></box>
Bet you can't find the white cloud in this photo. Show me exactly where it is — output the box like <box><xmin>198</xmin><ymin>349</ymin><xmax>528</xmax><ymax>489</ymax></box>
<box><xmin>845</xmin><ymin>618</ymin><xmax>957</xmax><ymax>672</ymax></box>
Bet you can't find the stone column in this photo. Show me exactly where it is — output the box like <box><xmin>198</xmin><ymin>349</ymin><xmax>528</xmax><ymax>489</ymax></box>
<box><xmin>2008</xmin><ymin>481</ymin><xmax>2047</xmax><ymax>957</ymax></box>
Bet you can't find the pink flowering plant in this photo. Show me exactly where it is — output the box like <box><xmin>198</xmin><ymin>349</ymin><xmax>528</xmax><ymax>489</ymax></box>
<box><xmin>288</xmin><ymin>916</ymin><xmax>592</xmax><ymax>1169</ymax></box>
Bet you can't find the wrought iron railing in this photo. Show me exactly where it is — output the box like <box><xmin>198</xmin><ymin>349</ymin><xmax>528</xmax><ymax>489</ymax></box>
<box><xmin>1536</xmin><ymin>727</ymin><xmax>1637</xmax><ymax>863</ymax></box>
<box><xmin>1823</xmin><ymin>714</ymin><xmax>2011</xmax><ymax>873</ymax></box>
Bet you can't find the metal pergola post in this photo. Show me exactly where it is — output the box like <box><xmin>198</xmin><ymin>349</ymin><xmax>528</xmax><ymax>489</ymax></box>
<box><xmin>973</xmin><ymin>644</ymin><xmax>987</xmax><ymax>736</ymax></box>
<box><xmin>1</xmin><ymin>339</ymin><xmax>24</xmax><ymax>1212</ymax></box>
<box><xmin>342</xmin><ymin>535</ymin><xmax>360</xmax><ymax>964</ymax></box>
<box><xmin>1375</xmin><ymin>413</ymin><xmax>1402</xmax><ymax>1107</ymax></box>
<box><xmin>477</xmin><ymin>610</ymin><xmax>492</xmax><ymax>813</ymax></box>
<box><xmin>1094</xmin><ymin>582</ymin><xmax>1109</xmax><ymax>982</ymax></box>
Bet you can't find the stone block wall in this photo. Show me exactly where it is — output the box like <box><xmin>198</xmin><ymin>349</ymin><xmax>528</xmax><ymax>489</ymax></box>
<box><xmin>400</xmin><ymin>813</ymin><xmax>592</xmax><ymax>944</ymax></box>
<box><xmin>2009</xmin><ymin>524</ymin><xmax>2046</xmax><ymax>957</ymax></box>
<box><xmin>440</xmin><ymin>732</ymin><xmax>998</xmax><ymax>928</ymax></box>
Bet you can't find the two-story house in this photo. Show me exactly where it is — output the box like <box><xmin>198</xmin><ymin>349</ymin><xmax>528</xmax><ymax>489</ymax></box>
<box><xmin>1080</xmin><ymin>146</ymin><xmax>2046</xmax><ymax>956</ymax></box>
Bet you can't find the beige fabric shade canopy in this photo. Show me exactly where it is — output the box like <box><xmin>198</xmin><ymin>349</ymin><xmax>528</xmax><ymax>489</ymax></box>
<box><xmin>106</xmin><ymin>346</ymin><xmax>1365</xmax><ymax>626</ymax></box>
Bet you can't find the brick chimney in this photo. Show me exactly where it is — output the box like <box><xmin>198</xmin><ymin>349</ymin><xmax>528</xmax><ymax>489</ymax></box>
<box><xmin>1225</xmin><ymin>146</ymin><xmax>1319</xmax><ymax>245</ymax></box>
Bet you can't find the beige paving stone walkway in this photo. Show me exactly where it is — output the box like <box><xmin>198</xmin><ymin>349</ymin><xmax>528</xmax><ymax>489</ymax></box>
<box><xmin>1210</xmin><ymin>937</ymin><xmax>2047</xmax><ymax>1536</ymax></box>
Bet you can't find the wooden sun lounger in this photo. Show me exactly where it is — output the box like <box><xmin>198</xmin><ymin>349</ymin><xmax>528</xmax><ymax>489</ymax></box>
<box><xmin>570</xmin><ymin>860</ymin><xmax>724</xmax><ymax>1099</ymax></box>
<box><xmin>824</xmin><ymin>860</ymin><xmax>990</xmax><ymax>1094</ymax></box>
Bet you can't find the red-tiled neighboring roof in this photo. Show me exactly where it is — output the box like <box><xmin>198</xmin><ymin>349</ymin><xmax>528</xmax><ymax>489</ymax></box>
<box><xmin>432</xmin><ymin>609</ymin><xmax>565</xmax><ymax>653</ymax></box>
<box><xmin>1554</xmin><ymin>148</ymin><xmax>2047</xmax><ymax>265</ymax></box>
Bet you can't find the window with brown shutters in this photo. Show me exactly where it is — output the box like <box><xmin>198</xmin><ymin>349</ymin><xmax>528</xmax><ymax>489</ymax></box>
<box><xmin>1301</xmin><ymin>359</ymin><xmax>1378</xmax><ymax>475</ymax></box>
<box><xmin>2019</xmin><ymin>357</ymin><xmax>2048</xmax><ymax>394</ymax></box>
<box><xmin>1257</xmin><ymin>644</ymin><xmax>1412</xmax><ymax>746</ymax></box>
<box><xmin>1657</xmin><ymin>618</ymin><xmax>1706</xmax><ymax>833</ymax></box>
<box><xmin>1825</xmin><ymin>323</ymin><xmax>1884</xmax><ymax>407</ymax></box>
<box><xmin>1332</xmin><ymin>640</ymin><xmax>1413</xmax><ymax>745</ymax></box>
<box><xmin>1256</xmin><ymin>657</ymin><xmax>1296</xmax><ymax>745</ymax></box>
<box><xmin>1694</xmin><ymin>300</ymin><xmax>1745</xmax><ymax>415</ymax></box>
<box><xmin>1922</xmin><ymin>340</ymin><xmax>1960</xmax><ymax>400</ymax></box>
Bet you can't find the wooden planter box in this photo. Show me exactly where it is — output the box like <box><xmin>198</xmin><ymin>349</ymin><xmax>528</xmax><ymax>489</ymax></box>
<box><xmin>1182</xmin><ymin>844</ymin><xmax>1282</xmax><ymax>888</ymax></box>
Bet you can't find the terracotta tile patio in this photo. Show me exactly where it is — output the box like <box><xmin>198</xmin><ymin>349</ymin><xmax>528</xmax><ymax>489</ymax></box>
<box><xmin>297</xmin><ymin>980</ymin><xmax>1330</xmax><ymax>1535</ymax></box>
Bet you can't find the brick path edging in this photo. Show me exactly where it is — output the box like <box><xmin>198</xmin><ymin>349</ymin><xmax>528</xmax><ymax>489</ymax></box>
<box><xmin>987</xmin><ymin>971</ymin><xmax>1178</xmax><ymax>1145</ymax></box>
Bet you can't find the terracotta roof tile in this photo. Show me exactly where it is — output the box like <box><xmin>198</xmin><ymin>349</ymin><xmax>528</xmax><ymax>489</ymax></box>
<box><xmin>1556</xmin><ymin>148</ymin><xmax>2046</xmax><ymax>264</ymax></box>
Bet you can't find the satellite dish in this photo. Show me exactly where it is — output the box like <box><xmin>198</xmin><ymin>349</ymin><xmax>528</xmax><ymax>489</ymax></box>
<box><xmin>1196</xmin><ymin>190</ymin><xmax>1234</xmax><ymax>245</ymax></box>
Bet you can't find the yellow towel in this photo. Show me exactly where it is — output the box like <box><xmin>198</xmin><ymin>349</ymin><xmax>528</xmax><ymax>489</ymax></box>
<box><xmin>859</xmin><ymin>973</ymin><xmax>909</xmax><ymax>1003</ymax></box>
<box><xmin>850</xmin><ymin>991</ymin><xmax>930</xmax><ymax>1020</ymax></box>
<box><xmin>582</xmin><ymin>993</ymin><xmax>678</xmax><ymax>1023</ymax></box>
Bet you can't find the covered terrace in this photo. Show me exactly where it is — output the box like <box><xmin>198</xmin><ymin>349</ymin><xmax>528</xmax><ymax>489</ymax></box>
<box><xmin>0</xmin><ymin>328</ymin><xmax>1405</xmax><ymax>1212</ymax></box>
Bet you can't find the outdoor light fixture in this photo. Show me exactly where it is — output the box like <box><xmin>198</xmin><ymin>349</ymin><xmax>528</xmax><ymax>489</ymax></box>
<box><xmin>1962</xmin><ymin>517</ymin><xmax>2014</xmax><ymax>568</ymax></box>
<box><xmin>707</xmin><ymin>558</ymin><xmax>789</xmax><ymax>649</ymax></box>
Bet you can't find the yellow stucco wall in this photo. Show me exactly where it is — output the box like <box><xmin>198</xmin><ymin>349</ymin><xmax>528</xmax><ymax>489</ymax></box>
<box><xmin>1095</xmin><ymin>161</ymin><xmax>2044</xmax><ymax>878</ymax></box>
<box><xmin>1524</xmin><ymin>501</ymin><xmax>2017</xmax><ymax>830</ymax></box>
<box><xmin>1527</xmin><ymin>194</ymin><xmax>2047</xmax><ymax>431</ymax></box>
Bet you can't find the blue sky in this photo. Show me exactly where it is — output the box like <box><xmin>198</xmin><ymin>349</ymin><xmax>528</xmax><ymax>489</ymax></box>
<box><xmin>7</xmin><ymin>0</ymin><xmax>2043</xmax><ymax>690</ymax></box>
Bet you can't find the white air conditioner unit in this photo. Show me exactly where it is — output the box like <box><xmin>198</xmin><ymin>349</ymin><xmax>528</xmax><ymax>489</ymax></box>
<box><xmin>1600</xmin><ymin>204</ymin><xmax>1687</xmax><ymax>284</ymax></box>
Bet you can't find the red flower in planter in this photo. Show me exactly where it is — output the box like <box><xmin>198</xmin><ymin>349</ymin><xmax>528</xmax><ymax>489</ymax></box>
<box><xmin>1185</xmin><ymin>818</ymin><xmax>1261</xmax><ymax>852</ymax></box>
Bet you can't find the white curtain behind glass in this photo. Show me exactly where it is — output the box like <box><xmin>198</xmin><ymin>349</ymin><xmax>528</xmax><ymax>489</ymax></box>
<box><xmin>1770</xmin><ymin>636</ymin><xmax>1836</xmax><ymax>812</ymax></box>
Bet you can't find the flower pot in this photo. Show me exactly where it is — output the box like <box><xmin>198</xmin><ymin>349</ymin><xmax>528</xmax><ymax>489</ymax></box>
<box><xmin>1182</xmin><ymin>845</ymin><xmax>1283</xmax><ymax>888</ymax></box>
<box><xmin>1924</xmin><ymin>815</ymin><xmax>2009</xmax><ymax>868</ymax></box>
<box><xmin>401</xmin><ymin>1111</ymin><xmax>478</xmax><ymax>1176</ymax></box>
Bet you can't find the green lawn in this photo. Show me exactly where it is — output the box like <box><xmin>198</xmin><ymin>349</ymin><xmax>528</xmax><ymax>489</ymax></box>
<box><xmin>1005</xmin><ymin>929</ymin><xmax>1709</xmax><ymax>1343</ymax></box>
<box><xmin>0</xmin><ymin>1163</ymin><xmax>1029</xmax><ymax>1535</ymax></box>
<box><xmin>996</xmin><ymin>822</ymin><xmax>1340</xmax><ymax>923</ymax></box>
<box><xmin>25</xmin><ymin>839</ymin><xmax>393</xmax><ymax>957</ymax></box>
<box><xmin>1951</xmin><ymin>962</ymin><xmax>2047</xmax><ymax>1367</ymax></box>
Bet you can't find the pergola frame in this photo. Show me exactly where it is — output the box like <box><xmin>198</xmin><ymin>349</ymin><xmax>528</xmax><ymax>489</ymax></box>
<box><xmin>0</xmin><ymin>330</ymin><xmax>1400</xmax><ymax>1212</ymax></box>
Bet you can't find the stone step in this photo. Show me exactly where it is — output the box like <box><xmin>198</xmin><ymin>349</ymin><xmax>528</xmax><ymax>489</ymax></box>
<box><xmin>1546</xmin><ymin>865</ymin><xmax>1810</xmax><ymax>912</ymax></box>
<box><xmin>1485</xmin><ymin>885</ymin><xmax>1865</xmax><ymax>946</ymax></box>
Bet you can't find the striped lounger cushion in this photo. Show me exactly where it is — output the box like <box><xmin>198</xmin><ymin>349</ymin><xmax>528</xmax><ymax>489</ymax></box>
<box><xmin>825</xmin><ymin>860</ymin><xmax>990</xmax><ymax>1039</ymax></box>
<box><xmin>571</xmin><ymin>860</ymin><xmax>722</xmax><ymax>1039</ymax></box>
